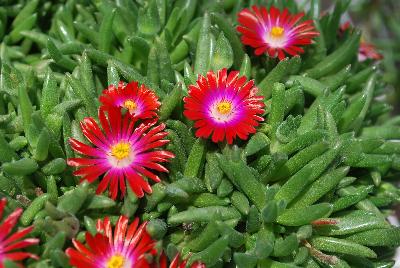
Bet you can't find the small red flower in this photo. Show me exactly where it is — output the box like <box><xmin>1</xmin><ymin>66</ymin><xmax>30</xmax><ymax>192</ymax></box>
<box><xmin>66</xmin><ymin>216</ymin><xmax>156</xmax><ymax>268</ymax></box>
<box><xmin>358</xmin><ymin>41</ymin><xmax>383</xmax><ymax>62</ymax></box>
<box><xmin>0</xmin><ymin>198</ymin><xmax>39</xmax><ymax>264</ymax></box>
<box><xmin>340</xmin><ymin>22</ymin><xmax>383</xmax><ymax>62</ymax></box>
<box><xmin>183</xmin><ymin>69</ymin><xmax>265</xmax><ymax>144</ymax></box>
<box><xmin>157</xmin><ymin>253</ymin><xmax>206</xmax><ymax>268</ymax></box>
<box><xmin>237</xmin><ymin>6</ymin><xmax>319</xmax><ymax>60</ymax></box>
<box><xmin>339</xmin><ymin>21</ymin><xmax>352</xmax><ymax>32</ymax></box>
<box><xmin>100</xmin><ymin>81</ymin><xmax>160</xmax><ymax>119</ymax></box>
<box><xmin>68</xmin><ymin>108</ymin><xmax>174</xmax><ymax>199</ymax></box>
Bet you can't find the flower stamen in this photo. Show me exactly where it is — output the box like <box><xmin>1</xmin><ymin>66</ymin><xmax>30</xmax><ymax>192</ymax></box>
<box><xmin>217</xmin><ymin>101</ymin><xmax>232</xmax><ymax>114</ymax></box>
<box><xmin>270</xmin><ymin>26</ymin><xmax>284</xmax><ymax>37</ymax></box>
<box><xmin>124</xmin><ymin>99</ymin><xmax>137</xmax><ymax>112</ymax></box>
<box><xmin>111</xmin><ymin>142</ymin><xmax>131</xmax><ymax>160</ymax></box>
<box><xmin>107</xmin><ymin>254</ymin><xmax>125</xmax><ymax>268</ymax></box>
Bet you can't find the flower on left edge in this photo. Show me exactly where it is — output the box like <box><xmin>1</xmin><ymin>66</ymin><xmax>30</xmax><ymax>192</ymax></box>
<box><xmin>237</xmin><ymin>6</ymin><xmax>319</xmax><ymax>60</ymax></box>
<box><xmin>67</xmin><ymin>108</ymin><xmax>174</xmax><ymax>199</ymax></box>
<box><xmin>0</xmin><ymin>198</ymin><xmax>39</xmax><ymax>264</ymax></box>
<box><xmin>66</xmin><ymin>216</ymin><xmax>156</xmax><ymax>268</ymax></box>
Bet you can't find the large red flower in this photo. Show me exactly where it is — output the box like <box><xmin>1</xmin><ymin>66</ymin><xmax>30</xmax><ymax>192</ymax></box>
<box><xmin>237</xmin><ymin>6</ymin><xmax>319</xmax><ymax>60</ymax></box>
<box><xmin>99</xmin><ymin>81</ymin><xmax>160</xmax><ymax>119</ymax></box>
<box><xmin>0</xmin><ymin>198</ymin><xmax>39</xmax><ymax>266</ymax></box>
<box><xmin>66</xmin><ymin>216</ymin><xmax>156</xmax><ymax>268</ymax></box>
<box><xmin>183</xmin><ymin>69</ymin><xmax>265</xmax><ymax>144</ymax></box>
<box><xmin>68</xmin><ymin>108</ymin><xmax>174</xmax><ymax>199</ymax></box>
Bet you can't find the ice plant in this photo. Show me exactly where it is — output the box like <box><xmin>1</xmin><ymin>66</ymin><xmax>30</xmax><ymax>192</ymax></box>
<box><xmin>2</xmin><ymin>0</ymin><xmax>400</xmax><ymax>266</ymax></box>
<box><xmin>67</xmin><ymin>108</ymin><xmax>174</xmax><ymax>199</ymax></box>
<box><xmin>237</xmin><ymin>6</ymin><xmax>319</xmax><ymax>60</ymax></box>
<box><xmin>158</xmin><ymin>253</ymin><xmax>206</xmax><ymax>268</ymax></box>
<box><xmin>66</xmin><ymin>216</ymin><xmax>156</xmax><ymax>268</ymax></box>
<box><xmin>183</xmin><ymin>69</ymin><xmax>265</xmax><ymax>144</ymax></box>
<box><xmin>0</xmin><ymin>198</ymin><xmax>39</xmax><ymax>264</ymax></box>
<box><xmin>99</xmin><ymin>81</ymin><xmax>161</xmax><ymax>119</ymax></box>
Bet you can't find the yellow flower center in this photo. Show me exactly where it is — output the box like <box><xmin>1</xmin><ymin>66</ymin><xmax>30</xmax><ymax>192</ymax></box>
<box><xmin>107</xmin><ymin>255</ymin><xmax>125</xmax><ymax>268</ymax></box>
<box><xmin>270</xmin><ymin>26</ymin><xmax>284</xmax><ymax>37</ymax></box>
<box><xmin>124</xmin><ymin>99</ymin><xmax>137</xmax><ymax>111</ymax></box>
<box><xmin>217</xmin><ymin>101</ymin><xmax>232</xmax><ymax>114</ymax></box>
<box><xmin>111</xmin><ymin>142</ymin><xmax>131</xmax><ymax>160</ymax></box>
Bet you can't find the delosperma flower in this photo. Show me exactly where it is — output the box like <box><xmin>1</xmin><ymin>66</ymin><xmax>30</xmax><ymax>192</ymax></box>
<box><xmin>183</xmin><ymin>69</ymin><xmax>265</xmax><ymax>144</ymax></box>
<box><xmin>0</xmin><ymin>198</ymin><xmax>39</xmax><ymax>264</ymax></box>
<box><xmin>67</xmin><ymin>108</ymin><xmax>174</xmax><ymax>199</ymax></box>
<box><xmin>237</xmin><ymin>6</ymin><xmax>319</xmax><ymax>60</ymax></box>
<box><xmin>358</xmin><ymin>41</ymin><xmax>383</xmax><ymax>62</ymax></box>
<box><xmin>340</xmin><ymin>21</ymin><xmax>383</xmax><ymax>62</ymax></box>
<box><xmin>99</xmin><ymin>81</ymin><xmax>160</xmax><ymax>119</ymax></box>
<box><xmin>66</xmin><ymin>216</ymin><xmax>156</xmax><ymax>268</ymax></box>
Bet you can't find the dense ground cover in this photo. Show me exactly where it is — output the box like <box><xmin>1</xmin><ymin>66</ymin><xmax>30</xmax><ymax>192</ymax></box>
<box><xmin>0</xmin><ymin>0</ymin><xmax>399</xmax><ymax>267</ymax></box>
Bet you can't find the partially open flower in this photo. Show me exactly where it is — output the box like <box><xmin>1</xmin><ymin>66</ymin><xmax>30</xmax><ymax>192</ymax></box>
<box><xmin>66</xmin><ymin>216</ymin><xmax>156</xmax><ymax>267</ymax></box>
<box><xmin>68</xmin><ymin>108</ymin><xmax>174</xmax><ymax>199</ymax></box>
<box><xmin>0</xmin><ymin>198</ymin><xmax>39</xmax><ymax>264</ymax></box>
<box><xmin>237</xmin><ymin>6</ymin><xmax>319</xmax><ymax>60</ymax></box>
<box><xmin>340</xmin><ymin>21</ymin><xmax>383</xmax><ymax>62</ymax></box>
<box><xmin>183</xmin><ymin>69</ymin><xmax>265</xmax><ymax>144</ymax></box>
<box><xmin>100</xmin><ymin>81</ymin><xmax>160</xmax><ymax>120</ymax></box>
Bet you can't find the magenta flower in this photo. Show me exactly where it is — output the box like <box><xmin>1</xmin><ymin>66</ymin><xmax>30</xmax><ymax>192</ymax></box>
<box><xmin>66</xmin><ymin>216</ymin><xmax>156</xmax><ymax>267</ymax></box>
<box><xmin>68</xmin><ymin>108</ymin><xmax>174</xmax><ymax>199</ymax></box>
<box><xmin>237</xmin><ymin>6</ymin><xmax>319</xmax><ymax>60</ymax></box>
<box><xmin>183</xmin><ymin>69</ymin><xmax>265</xmax><ymax>144</ymax></box>
<box><xmin>99</xmin><ymin>81</ymin><xmax>160</xmax><ymax>120</ymax></box>
<box><xmin>0</xmin><ymin>198</ymin><xmax>39</xmax><ymax>265</ymax></box>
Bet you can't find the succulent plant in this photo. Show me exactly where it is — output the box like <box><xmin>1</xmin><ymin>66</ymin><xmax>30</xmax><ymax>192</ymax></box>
<box><xmin>0</xmin><ymin>0</ymin><xmax>399</xmax><ymax>267</ymax></box>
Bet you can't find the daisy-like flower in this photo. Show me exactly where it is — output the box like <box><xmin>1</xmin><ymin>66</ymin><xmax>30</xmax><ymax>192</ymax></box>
<box><xmin>67</xmin><ymin>108</ymin><xmax>174</xmax><ymax>199</ymax></box>
<box><xmin>0</xmin><ymin>198</ymin><xmax>39</xmax><ymax>265</ymax></box>
<box><xmin>66</xmin><ymin>216</ymin><xmax>156</xmax><ymax>268</ymax></box>
<box><xmin>183</xmin><ymin>69</ymin><xmax>265</xmax><ymax>144</ymax></box>
<box><xmin>237</xmin><ymin>6</ymin><xmax>319</xmax><ymax>60</ymax></box>
<box><xmin>157</xmin><ymin>253</ymin><xmax>205</xmax><ymax>268</ymax></box>
<box><xmin>99</xmin><ymin>81</ymin><xmax>160</xmax><ymax>119</ymax></box>
<box><xmin>339</xmin><ymin>21</ymin><xmax>383</xmax><ymax>62</ymax></box>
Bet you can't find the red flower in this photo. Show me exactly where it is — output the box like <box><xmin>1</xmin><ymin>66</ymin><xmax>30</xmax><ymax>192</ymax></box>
<box><xmin>66</xmin><ymin>216</ymin><xmax>156</xmax><ymax>268</ymax></box>
<box><xmin>157</xmin><ymin>253</ymin><xmax>206</xmax><ymax>268</ymax></box>
<box><xmin>183</xmin><ymin>69</ymin><xmax>265</xmax><ymax>144</ymax></box>
<box><xmin>339</xmin><ymin>21</ymin><xmax>352</xmax><ymax>32</ymax></box>
<box><xmin>0</xmin><ymin>198</ymin><xmax>39</xmax><ymax>265</ymax></box>
<box><xmin>100</xmin><ymin>81</ymin><xmax>160</xmax><ymax>120</ymax></box>
<box><xmin>358</xmin><ymin>41</ymin><xmax>383</xmax><ymax>62</ymax></box>
<box><xmin>68</xmin><ymin>108</ymin><xmax>174</xmax><ymax>199</ymax></box>
<box><xmin>237</xmin><ymin>6</ymin><xmax>319</xmax><ymax>60</ymax></box>
<box><xmin>340</xmin><ymin>21</ymin><xmax>383</xmax><ymax>62</ymax></box>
